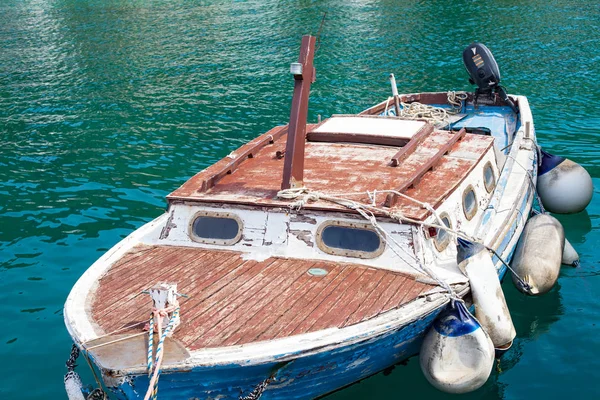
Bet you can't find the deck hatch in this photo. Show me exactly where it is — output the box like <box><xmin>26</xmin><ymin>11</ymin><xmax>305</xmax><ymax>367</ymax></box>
<box><xmin>316</xmin><ymin>220</ymin><xmax>384</xmax><ymax>259</ymax></box>
<box><xmin>189</xmin><ymin>211</ymin><xmax>243</xmax><ymax>245</ymax></box>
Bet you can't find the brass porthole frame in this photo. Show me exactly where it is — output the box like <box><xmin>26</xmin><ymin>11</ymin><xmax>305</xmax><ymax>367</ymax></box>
<box><xmin>432</xmin><ymin>212</ymin><xmax>453</xmax><ymax>252</ymax></box>
<box><xmin>188</xmin><ymin>210</ymin><xmax>243</xmax><ymax>245</ymax></box>
<box><xmin>462</xmin><ymin>185</ymin><xmax>478</xmax><ymax>221</ymax></box>
<box><xmin>315</xmin><ymin>220</ymin><xmax>385</xmax><ymax>259</ymax></box>
<box><xmin>483</xmin><ymin>161</ymin><xmax>496</xmax><ymax>193</ymax></box>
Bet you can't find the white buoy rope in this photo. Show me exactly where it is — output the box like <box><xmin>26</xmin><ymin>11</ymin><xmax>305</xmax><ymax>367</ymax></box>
<box><xmin>504</xmin><ymin>151</ymin><xmax>547</xmax><ymax>214</ymax></box>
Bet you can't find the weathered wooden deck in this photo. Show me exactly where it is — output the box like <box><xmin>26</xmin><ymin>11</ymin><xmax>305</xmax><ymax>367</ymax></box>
<box><xmin>167</xmin><ymin>119</ymin><xmax>494</xmax><ymax>220</ymax></box>
<box><xmin>91</xmin><ymin>245</ymin><xmax>435</xmax><ymax>350</ymax></box>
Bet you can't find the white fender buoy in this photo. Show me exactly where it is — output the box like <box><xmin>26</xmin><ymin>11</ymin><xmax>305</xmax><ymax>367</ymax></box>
<box><xmin>537</xmin><ymin>149</ymin><xmax>593</xmax><ymax>214</ymax></box>
<box><xmin>64</xmin><ymin>371</ymin><xmax>86</xmax><ymax>400</ymax></box>
<box><xmin>456</xmin><ymin>239</ymin><xmax>516</xmax><ymax>349</ymax></box>
<box><xmin>562</xmin><ymin>238</ymin><xmax>579</xmax><ymax>267</ymax></box>
<box><xmin>511</xmin><ymin>213</ymin><xmax>564</xmax><ymax>295</ymax></box>
<box><xmin>420</xmin><ymin>300</ymin><xmax>494</xmax><ymax>394</ymax></box>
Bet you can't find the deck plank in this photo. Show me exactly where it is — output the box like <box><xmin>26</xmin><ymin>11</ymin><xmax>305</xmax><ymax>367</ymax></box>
<box><xmin>199</xmin><ymin>259</ymin><xmax>309</xmax><ymax>347</ymax></box>
<box><xmin>343</xmin><ymin>273</ymin><xmax>398</xmax><ymax>326</ymax></box>
<box><xmin>320</xmin><ymin>269</ymin><xmax>389</xmax><ymax>329</ymax></box>
<box><xmin>179</xmin><ymin>259</ymin><xmax>283</xmax><ymax>345</ymax></box>
<box><xmin>290</xmin><ymin>266</ymin><xmax>368</xmax><ymax>335</ymax></box>
<box><xmin>267</xmin><ymin>266</ymin><xmax>355</xmax><ymax>339</ymax></box>
<box><xmin>94</xmin><ymin>247</ymin><xmax>199</xmax><ymax>321</ymax></box>
<box><xmin>166</xmin><ymin>125</ymin><xmax>494</xmax><ymax>221</ymax></box>
<box><xmin>99</xmin><ymin>250</ymin><xmax>232</xmax><ymax>330</ymax></box>
<box><xmin>226</xmin><ymin>261</ymin><xmax>326</xmax><ymax>345</ymax></box>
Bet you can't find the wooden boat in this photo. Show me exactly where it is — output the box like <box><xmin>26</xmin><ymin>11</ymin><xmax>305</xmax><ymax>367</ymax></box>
<box><xmin>64</xmin><ymin>37</ymin><xmax>539</xmax><ymax>399</ymax></box>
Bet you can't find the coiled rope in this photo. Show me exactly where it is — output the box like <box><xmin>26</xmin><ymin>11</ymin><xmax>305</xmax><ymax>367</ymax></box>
<box><xmin>383</xmin><ymin>91</ymin><xmax>468</xmax><ymax>127</ymax></box>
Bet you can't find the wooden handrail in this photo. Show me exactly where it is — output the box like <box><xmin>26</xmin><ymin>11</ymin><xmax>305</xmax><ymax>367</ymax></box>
<box><xmin>390</xmin><ymin>124</ymin><xmax>434</xmax><ymax>166</ymax></box>
<box><xmin>386</xmin><ymin>128</ymin><xmax>467</xmax><ymax>207</ymax></box>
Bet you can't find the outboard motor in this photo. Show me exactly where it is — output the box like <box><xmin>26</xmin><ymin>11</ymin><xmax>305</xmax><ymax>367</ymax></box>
<box><xmin>463</xmin><ymin>43</ymin><xmax>518</xmax><ymax>114</ymax></box>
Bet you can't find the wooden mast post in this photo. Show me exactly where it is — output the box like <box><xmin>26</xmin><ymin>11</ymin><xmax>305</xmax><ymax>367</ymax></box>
<box><xmin>281</xmin><ymin>35</ymin><xmax>316</xmax><ymax>190</ymax></box>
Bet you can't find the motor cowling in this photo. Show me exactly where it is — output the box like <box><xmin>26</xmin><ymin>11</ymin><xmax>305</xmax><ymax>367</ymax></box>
<box><xmin>462</xmin><ymin>43</ymin><xmax>518</xmax><ymax>114</ymax></box>
<box><xmin>462</xmin><ymin>43</ymin><xmax>501</xmax><ymax>92</ymax></box>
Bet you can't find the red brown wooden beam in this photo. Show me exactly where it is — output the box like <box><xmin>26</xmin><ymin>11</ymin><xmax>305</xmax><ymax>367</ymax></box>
<box><xmin>281</xmin><ymin>35</ymin><xmax>316</xmax><ymax>190</ymax></box>
<box><xmin>389</xmin><ymin>123</ymin><xmax>434</xmax><ymax>167</ymax></box>
<box><xmin>385</xmin><ymin>128</ymin><xmax>467</xmax><ymax>207</ymax></box>
<box><xmin>197</xmin><ymin>125</ymin><xmax>288</xmax><ymax>192</ymax></box>
<box><xmin>307</xmin><ymin>131</ymin><xmax>411</xmax><ymax>147</ymax></box>
<box><xmin>166</xmin><ymin>125</ymin><xmax>288</xmax><ymax>197</ymax></box>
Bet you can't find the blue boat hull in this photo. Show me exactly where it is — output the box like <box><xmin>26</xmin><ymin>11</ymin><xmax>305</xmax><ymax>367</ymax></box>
<box><xmin>109</xmin><ymin>308</ymin><xmax>441</xmax><ymax>400</ymax></box>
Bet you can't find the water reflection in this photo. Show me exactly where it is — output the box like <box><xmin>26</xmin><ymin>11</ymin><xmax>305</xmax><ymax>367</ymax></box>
<box><xmin>499</xmin><ymin>281</ymin><xmax>563</xmax><ymax>367</ymax></box>
<box><xmin>552</xmin><ymin>209</ymin><xmax>593</xmax><ymax>245</ymax></box>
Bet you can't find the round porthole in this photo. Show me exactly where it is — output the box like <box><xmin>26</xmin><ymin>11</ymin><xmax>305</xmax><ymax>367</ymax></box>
<box><xmin>433</xmin><ymin>214</ymin><xmax>452</xmax><ymax>252</ymax></box>
<box><xmin>462</xmin><ymin>185</ymin><xmax>478</xmax><ymax>221</ymax></box>
<box><xmin>483</xmin><ymin>162</ymin><xmax>496</xmax><ymax>193</ymax></box>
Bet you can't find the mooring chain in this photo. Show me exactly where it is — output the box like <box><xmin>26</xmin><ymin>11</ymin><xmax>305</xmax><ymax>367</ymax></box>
<box><xmin>66</xmin><ymin>343</ymin><xmax>80</xmax><ymax>372</ymax></box>
<box><xmin>64</xmin><ymin>344</ymin><xmax>81</xmax><ymax>388</ymax></box>
<box><xmin>239</xmin><ymin>377</ymin><xmax>273</xmax><ymax>400</ymax></box>
<box><xmin>64</xmin><ymin>343</ymin><xmax>107</xmax><ymax>400</ymax></box>
<box><xmin>87</xmin><ymin>388</ymin><xmax>107</xmax><ymax>400</ymax></box>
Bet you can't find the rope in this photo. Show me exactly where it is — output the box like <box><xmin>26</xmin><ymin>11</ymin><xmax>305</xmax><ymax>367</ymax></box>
<box><xmin>147</xmin><ymin>311</ymin><xmax>155</xmax><ymax>378</ymax></box>
<box><xmin>80</xmin><ymin>349</ymin><xmax>105</xmax><ymax>397</ymax></box>
<box><xmin>384</xmin><ymin>96</ymin><xmax>392</xmax><ymax>116</ymax></box>
<box><xmin>386</xmin><ymin>91</ymin><xmax>467</xmax><ymax>126</ymax></box>
<box><xmin>277</xmin><ymin>186</ymin><xmax>526</xmax><ymax>299</ymax></box>
<box><xmin>85</xmin><ymin>332</ymin><xmax>147</xmax><ymax>351</ymax></box>
<box><xmin>144</xmin><ymin>304</ymin><xmax>180</xmax><ymax>400</ymax></box>
<box><xmin>277</xmin><ymin>188</ymin><xmax>459</xmax><ymax>299</ymax></box>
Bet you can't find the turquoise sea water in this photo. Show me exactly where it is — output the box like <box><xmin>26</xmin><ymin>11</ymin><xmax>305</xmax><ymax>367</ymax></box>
<box><xmin>1</xmin><ymin>1</ymin><xmax>599</xmax><ymax>399</ymax></box>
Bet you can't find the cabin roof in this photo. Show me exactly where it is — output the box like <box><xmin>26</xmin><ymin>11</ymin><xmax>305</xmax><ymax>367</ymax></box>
<box><xmin>167</xmin><ymin>116</ymin><xmax>494</xmax><ymax>220</ymax></box>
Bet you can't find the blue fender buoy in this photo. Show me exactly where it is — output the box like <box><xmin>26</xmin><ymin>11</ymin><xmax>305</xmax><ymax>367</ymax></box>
<box><xmin>457</xmin><ymin>239</ymin><xmax>516</xmax><ymax>349</ymax></box>
<box><xmin>420</xmin><ymin>300</ymin><xmax>494</xmax><ymax>394</ymax></box>
<box><xmin>537</xmin><ymin>149</ymin><xmax>593</xmax><ymax>214</ymax></box>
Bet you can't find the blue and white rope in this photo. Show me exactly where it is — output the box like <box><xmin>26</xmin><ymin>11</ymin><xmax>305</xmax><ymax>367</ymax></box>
<box><xmin>145</xmin><ymin>306</ymin><xmax>180</xmax><ymax>400</ymax></box>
